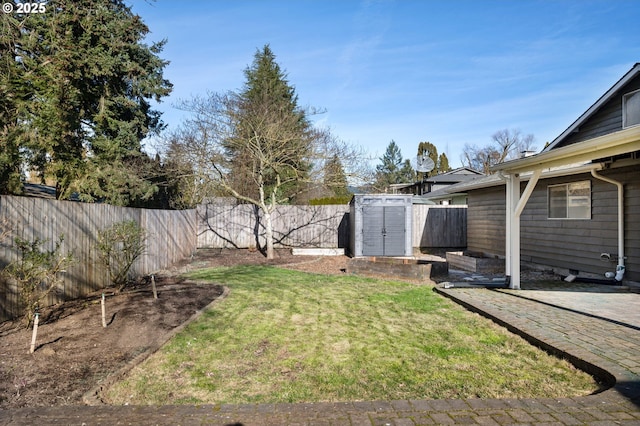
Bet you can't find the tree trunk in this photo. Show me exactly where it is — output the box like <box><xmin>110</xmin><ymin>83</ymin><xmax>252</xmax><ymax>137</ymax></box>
<box><xmin>264</xmin><ymin>210</ymin><xmax>274</xmax><ymax>259</ymax></box>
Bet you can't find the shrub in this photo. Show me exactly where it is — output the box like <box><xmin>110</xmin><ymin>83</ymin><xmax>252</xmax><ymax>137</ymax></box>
<box><xmin>309</xmin><ymin>196</ymin><xmax>352</xmax><ymax>205</ymax></box>
<box><xmin>3</xmin><ymin>236</ymin><xmax>74</xmax><ymax>327</ymax></box>
<box><xmin>96</xmin><ymin>220</ymin><xmax>147</xmax><ymax>291</ymax></box>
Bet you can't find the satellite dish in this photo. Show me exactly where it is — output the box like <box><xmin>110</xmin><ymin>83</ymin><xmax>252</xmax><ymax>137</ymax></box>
<box><xmin>416</xmin><ymin>154</ymin><xmax>435</xmax><ymax>173</ymax></box>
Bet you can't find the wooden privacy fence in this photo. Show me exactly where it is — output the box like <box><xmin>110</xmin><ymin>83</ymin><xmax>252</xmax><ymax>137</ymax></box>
<box><xmin>0</xmin><ymin>196</ymin><xmax>197</xmax><ymax>322</ymax></box>
<box><xmin>413</xmin><ymin>205</ymin><xmax>467</xmax><ymax>248</ymax></box>
<box><xmin>0</xmin><ymin>197</ymin><xmax>465</xmax><ymax>321</ymax></box>
<box><xmin>197</xmin><ymin>204</ymin><xmax>351</xmax><ymax>249</ymax></box>
<box><xmin>197</xmin><ymin>203</ymin><xmax>466</xmax><ymax>250</ymax></box>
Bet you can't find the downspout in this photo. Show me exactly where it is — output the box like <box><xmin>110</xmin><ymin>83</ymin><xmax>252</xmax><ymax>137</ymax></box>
<box><xmin>591</xmin><ymin>168</ymin><xmax>625</xmax><ymax>281</ymax></box>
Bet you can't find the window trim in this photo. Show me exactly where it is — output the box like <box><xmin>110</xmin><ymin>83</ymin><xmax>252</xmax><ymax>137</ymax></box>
<box><xmin>547</xmin><ymin>180</ymin><xmax>591</xmax><ymax>220</ymax></box>
<box><xmin>622</xmin><ymin>88</ymin><xmax>640</xmax><ymax>129</ymax></box>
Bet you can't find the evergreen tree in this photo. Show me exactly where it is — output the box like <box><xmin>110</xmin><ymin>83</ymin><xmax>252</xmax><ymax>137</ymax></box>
<box><xmin>324</xmin><ymin>154</ymin><xmax>350</xmax><ymax>198</ymax></box>
<box><xmin>438</xmin><ymin>153</ymin><xmax>451</xmax><ymax>173</ymax></box>
<box><xmin>374</xmin><ymin>140</ymin><xmax>413</xmax><ymax>191</ymax></box>
<box><xmin>180</xmin><ymin>45</ymin><xmax>316</xmax><ymax>258</ymax></box>
<box><xmin>2</xmin><ymin>0</ymin><xmax>171</xmax><ymax>204</ymax></box>
<box><xmin>226</xmin><ymin>44</ymin><xmax>311</xmax><ymax>204</ymax></box>
<box><xmin>417</xmin><ymin>141</ymin><xmax>438</xmax><ymax>179</ymax></box>
<box><xmin>416</xmin><ymin>141</ymin><xmax>452</xmax><ymax>178</ymax></box>
<box><xmin>0</xmin><ymin>13</ymin><xmax>25</xmax><ymax>194</ymax></box>
<box><xmin>399</xmin><ymin>159</ymin><xmax>415</xmax><ymax>183</ymax></box>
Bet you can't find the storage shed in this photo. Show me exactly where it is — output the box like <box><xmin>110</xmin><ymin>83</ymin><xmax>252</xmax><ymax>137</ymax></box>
<box><xmin>349</xmin><ymin>194</ymin><xmax>413</xmax><ymax>257</ymax></box>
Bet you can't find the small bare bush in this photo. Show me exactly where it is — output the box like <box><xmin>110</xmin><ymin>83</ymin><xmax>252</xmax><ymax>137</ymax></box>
<box><xmin>3</xmin><ymin>236</ymin><xmax>74</xmax><ymax>327</ymax></box>
<box><xmin>96</xmin><ymin>220</ymin><xmax>147</xmax><ymax>291</ymax></box>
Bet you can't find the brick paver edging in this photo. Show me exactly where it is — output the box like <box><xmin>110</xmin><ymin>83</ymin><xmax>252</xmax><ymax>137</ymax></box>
<box><xmin>2</xmin><ymin>394</ymin><xmax>640</xmax><ymax>425</ymax></box>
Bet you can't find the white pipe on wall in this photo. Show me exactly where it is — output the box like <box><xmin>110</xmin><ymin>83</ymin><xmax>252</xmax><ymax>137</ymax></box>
<box><xmin>591</xmin><ymin>169</ymin><xmax>625</xmax><ymax>281</ymax></box>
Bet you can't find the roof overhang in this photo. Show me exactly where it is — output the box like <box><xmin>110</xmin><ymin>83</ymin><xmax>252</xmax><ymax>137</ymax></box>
<box><xmin>491</xmin><ymin>126</ymin><xmax>640</xmax><ymax>175</ymax></box>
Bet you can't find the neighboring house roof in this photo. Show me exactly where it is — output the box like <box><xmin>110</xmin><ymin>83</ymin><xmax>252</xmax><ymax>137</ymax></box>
<box><xmin>436</xmin><ymin>173</ymin><xmax>503</xmax><ymax>193</ymax></box>
<box><xmin>424</xmin><ymin>167</ymin><xmax>483</xmax><ymax>184</ymax></box>
<box><xmin>23</xmin><ymin>183</ymin><xmax>56</xmax><ymax>199</ymax></box>
<box><xmin>418</xmin><ymin>169</ymin><xmax>488</xmax><ymax>202</ymax></box>
<box><xmin>389</xmin><ymin>167</ymin><xmax>484</xmax><ymax>197</ymax></box>
<box><xmin>21</xmin><ymin>183</ymin><xmax>83</xmax><ymax>202</ymax></box>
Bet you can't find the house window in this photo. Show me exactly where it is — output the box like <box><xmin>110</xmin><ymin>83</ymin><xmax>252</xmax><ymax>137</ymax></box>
<box><xmin>623</xmin><ymin>89</ymin><xmax>640</xmax><ymax>128</ymax></box>
<box><xmin>548</xmin><ymin>181</ymin><xmax>591</xmax><ymax>219</ymax></box>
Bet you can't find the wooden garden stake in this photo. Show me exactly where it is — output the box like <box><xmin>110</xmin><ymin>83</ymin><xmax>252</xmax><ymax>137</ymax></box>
<box><xmin>151</xmin><ymin>274</ymin><xmax>158</xmax><ymax>300</ymax></box>
<box><xmin>29</xmin><ymin>313</ymin><xmax>39</xmax><ymax>354</ymax></box>
<box><xmin>101</xmin><ymin>293</ymin><xmax>107</xmax><ymax>328</ymax></box>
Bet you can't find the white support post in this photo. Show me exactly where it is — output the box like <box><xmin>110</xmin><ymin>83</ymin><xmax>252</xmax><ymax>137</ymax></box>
<box><xmin>505</xmin><ymin>169</ymin><xmax>541</xmax><ymax>290</ymax></box>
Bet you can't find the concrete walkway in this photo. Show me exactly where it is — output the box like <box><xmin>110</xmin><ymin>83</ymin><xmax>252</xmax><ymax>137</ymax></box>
<box><xmin>1</xmin><ymin>283</ymin><xmax>640</xmax><ymax>425</ymax></box>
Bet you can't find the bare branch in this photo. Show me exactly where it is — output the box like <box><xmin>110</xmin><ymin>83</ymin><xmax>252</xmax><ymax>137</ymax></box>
<box><xmin>461</xmin><ymin>128</ymin><xmax>537</xmax><ymax>173</ymax></box>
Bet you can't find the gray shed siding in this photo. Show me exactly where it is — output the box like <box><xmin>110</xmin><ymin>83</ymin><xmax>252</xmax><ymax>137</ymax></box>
<box><xmin>467</xmin><ymin>165</ymin><xmax>640</xmax><ymax>282</ymax></box>
<box><xmin>558</xmin><ymin>75</ymin><xmax>640</xmax><ymax>147</ymax></box>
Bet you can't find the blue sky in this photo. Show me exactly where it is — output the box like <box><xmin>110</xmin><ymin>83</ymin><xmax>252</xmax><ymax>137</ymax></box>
<box><xmin>131</xmin><ymin>0</ymin><xmax>640</xmax><ymax>169</ymax></box>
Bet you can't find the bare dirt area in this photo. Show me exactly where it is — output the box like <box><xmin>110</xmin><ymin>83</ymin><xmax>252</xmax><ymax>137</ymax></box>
<box><xmin>0</xmin><ymin>279</ymin><xmax>224</xmax><ymax>409</ymax></box>
<box><xmin>0</xmin><ymin>249</ymin><xmax>343</xmax><ymax>409</ymax></box>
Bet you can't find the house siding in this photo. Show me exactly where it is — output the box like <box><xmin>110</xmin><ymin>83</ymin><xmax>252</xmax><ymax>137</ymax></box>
<box><xmin>558</xmin><ymin>75</ymin><xmax>640</xmax><ymax>147</ymax></box>
<box><xmin>625</xmin><ymin>167</ymin><xmax>640</xmax><ymax>281</ymax></box>
<box><xmin>467</xmin><ymin>186</ymin><xmax>505</xmax><ymax>257</ymax></box>
<box><xmin>467</xmin><ymin>165</ymin><xmax>640</xmax><ymax>282</ymax></box>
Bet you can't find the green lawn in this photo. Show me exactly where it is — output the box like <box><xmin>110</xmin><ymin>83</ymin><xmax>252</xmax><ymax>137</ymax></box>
<box><xmin>105</xmin><ymin>265</ymin><xmax>599</xmax><ymax>405</ymax></box>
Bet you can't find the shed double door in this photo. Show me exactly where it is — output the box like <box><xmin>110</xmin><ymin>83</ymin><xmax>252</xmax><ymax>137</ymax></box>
<box><xmin>362</xmin><ymin>205</ymin><xmax>406</xmax><ymax>256</ymax></box>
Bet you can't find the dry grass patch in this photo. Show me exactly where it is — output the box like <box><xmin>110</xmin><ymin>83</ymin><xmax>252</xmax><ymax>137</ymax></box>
<box><xmin>105</xmin><ymin>265</ymin><xmax>600</xmax><ymax>405</ymax></box>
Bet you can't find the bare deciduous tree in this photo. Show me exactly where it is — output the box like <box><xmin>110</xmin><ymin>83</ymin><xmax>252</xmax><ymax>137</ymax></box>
<box><xmin>461</xmin><ymin>128</ymin><xmax>536</xmax><ymax>174</ymax></box>
<box><xmin>162</xmin><ymin>92</ymin><xmax>368</xmax><ymax>259</ymax></box>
